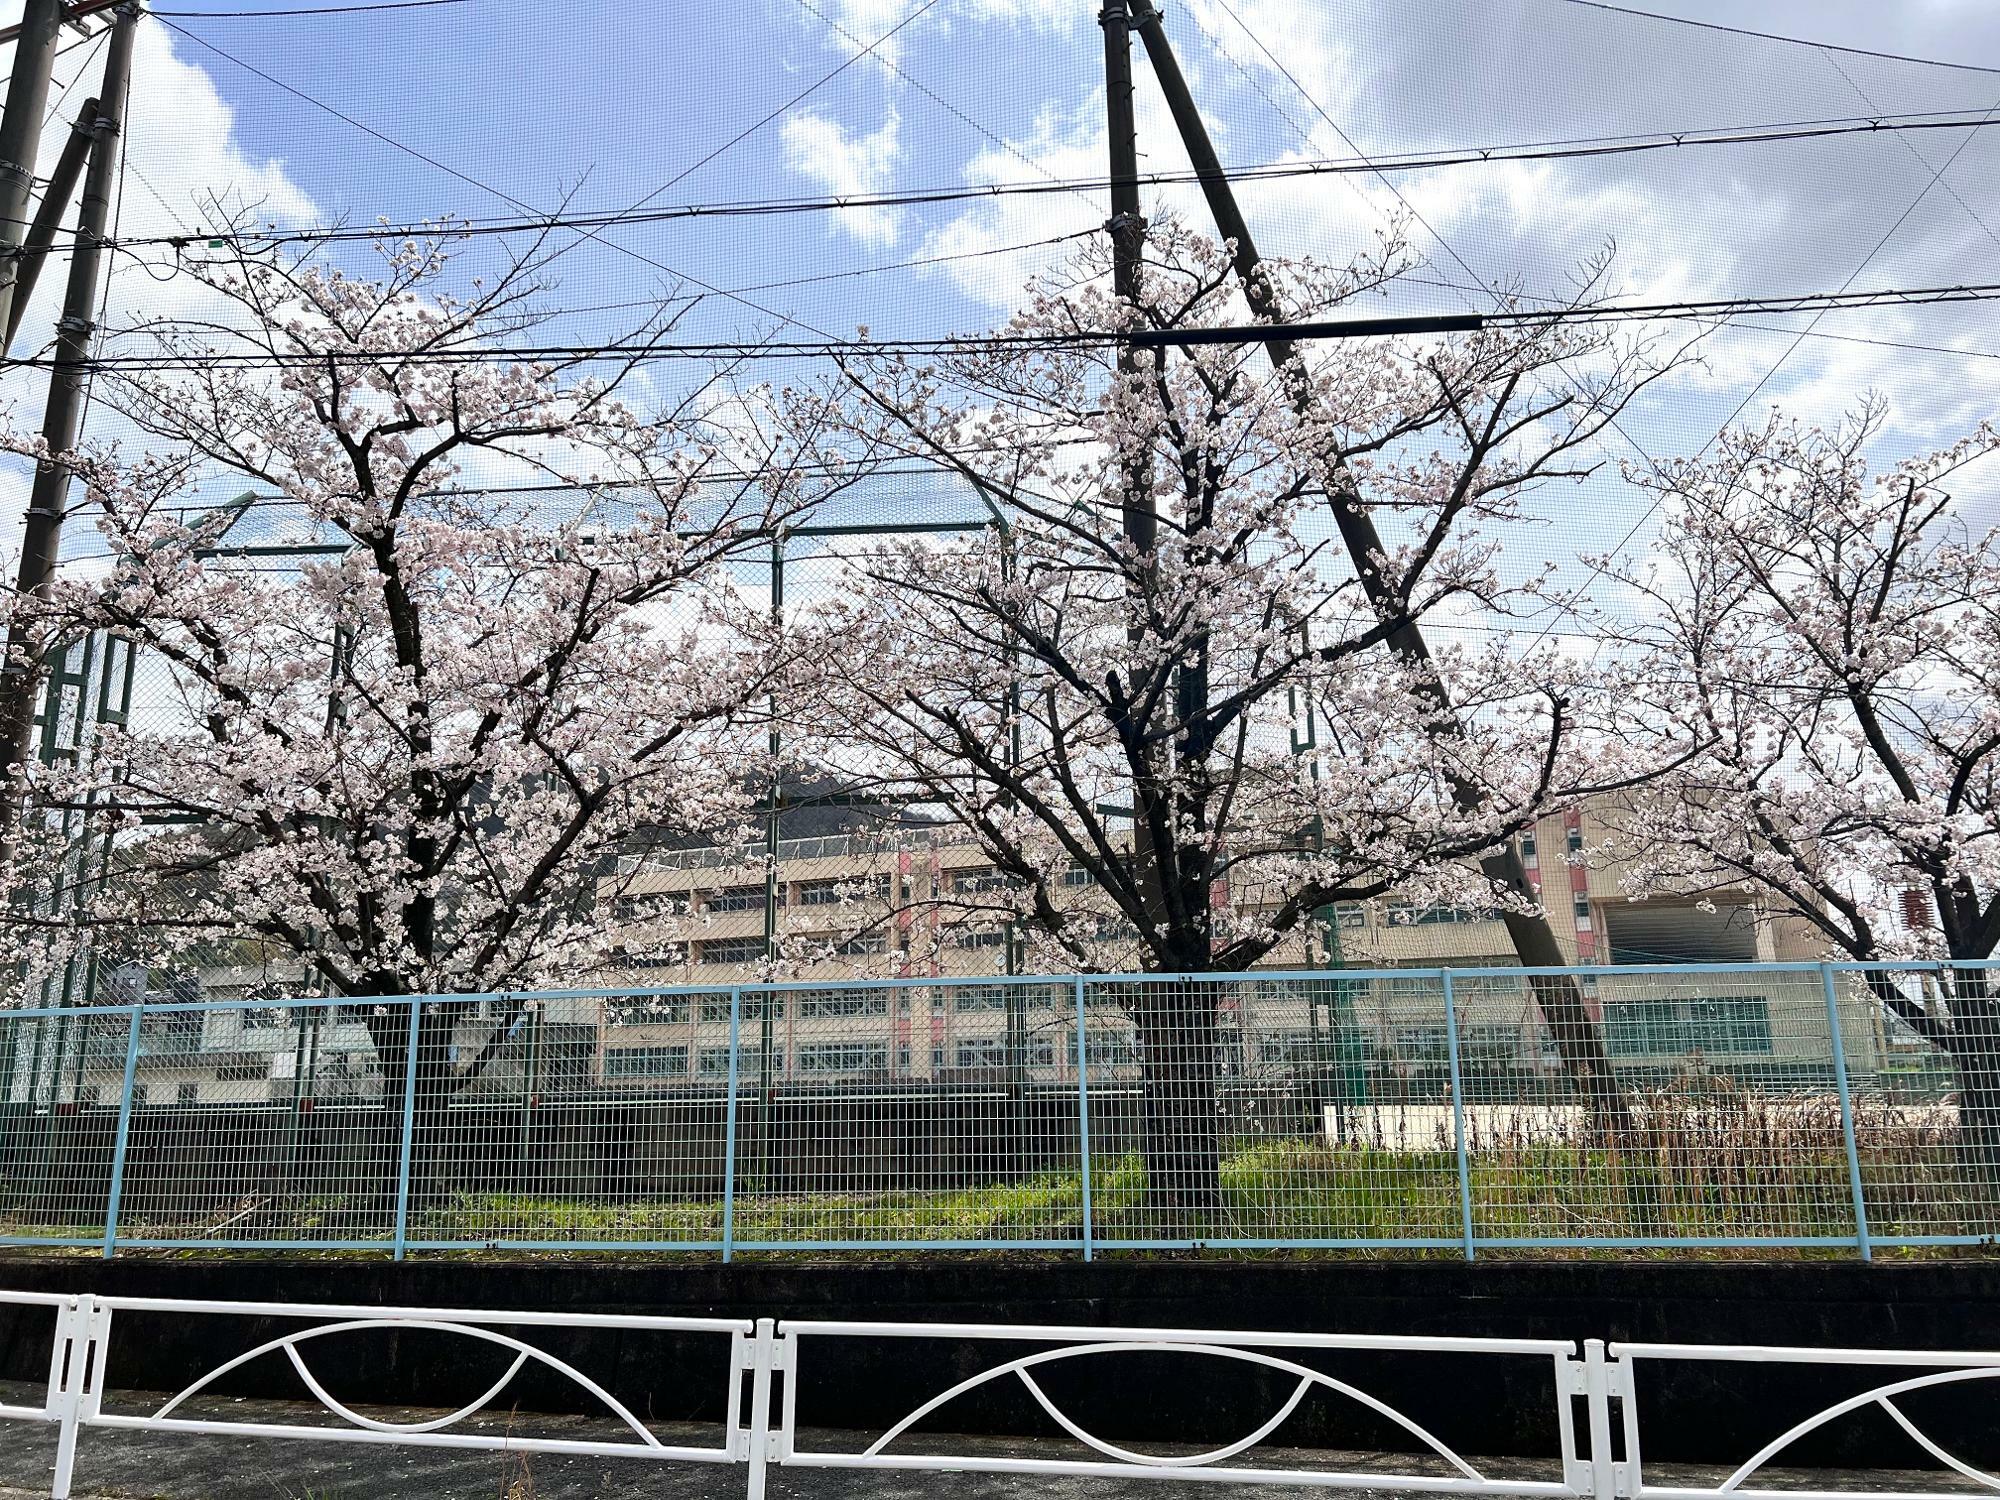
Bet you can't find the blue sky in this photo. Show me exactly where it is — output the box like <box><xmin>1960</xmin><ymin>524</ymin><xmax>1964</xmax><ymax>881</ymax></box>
<box><xmin>7</xmin><ymin>0</ymin><xmax>2000</xmax><ymax>602</ymax></box>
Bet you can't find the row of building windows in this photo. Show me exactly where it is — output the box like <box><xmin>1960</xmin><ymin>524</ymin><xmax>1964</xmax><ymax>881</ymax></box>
<box><xmin>614</xmin><ymin>875</ymin><xmax>901</xmax><ymax>922</ymax></box>
<box><xmin>603</xmin><ymin>1035</ymin><xmax>1082</xmax><ymax>1080</ymax></box>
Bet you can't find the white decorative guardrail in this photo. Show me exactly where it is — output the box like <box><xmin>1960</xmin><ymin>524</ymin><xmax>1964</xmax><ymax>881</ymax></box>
<box><xmin>1606</xmin><ymin>1341</ymin><xmax>2000</xmax><ymax>1500</ymax></box>
<box><xmin>775</xmin><ymin>1320</ymin><xmax>1589</xmax><ymax>1492</ymax></box>
<box><xmin>1</xmin><ymin>1293</ymin><xmax>1995</xmax><ymax>1500</ymax></box>
<box><xmin>0</xmin><ymin>1293</ymin><xmax>759</xmax><ymax>1499</ymax></box>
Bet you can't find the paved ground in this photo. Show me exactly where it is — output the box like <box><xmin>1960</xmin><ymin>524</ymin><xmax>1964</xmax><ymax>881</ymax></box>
<box><xmin>0</xmin><ymin>1387</ymin><xmax>1965</xmax><ymax>1500</ymax></box>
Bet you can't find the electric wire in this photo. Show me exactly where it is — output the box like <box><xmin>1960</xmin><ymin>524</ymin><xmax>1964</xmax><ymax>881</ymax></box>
<box><xmin>1558</xmin><ymin>0</ymin><xmax>2000</xmax><ymax>77</ymax></box>
<box><xmin>35</xmin><ymin>107</ymin><xmax>2000</xmax><ymax>258</ymax></box>
<box><xmin>22</xmin><ymin>277</ymin><xmax>2000</xmax><ymax>372</ymax></box>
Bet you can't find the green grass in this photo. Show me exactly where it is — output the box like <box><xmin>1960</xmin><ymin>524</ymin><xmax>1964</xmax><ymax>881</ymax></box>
<box><xmin>9</xmin><ymin>1099</ymin><xmax>1999</xmax><ymax>1259</ymax></box>
<box><xmin>389</xmin><ymin>1136</ymin><xmax>1968</xmax><ymax>1254</ymax></box>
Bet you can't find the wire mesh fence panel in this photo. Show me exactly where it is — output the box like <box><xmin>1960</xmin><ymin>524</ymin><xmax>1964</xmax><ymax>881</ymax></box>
<box><xmin>402</xmin><ymin>991</ymin><xmax>730</xmax><ymax>1249</ymax></box>
<box><xmin>1076</xmin><ymin>976</ymin><xmax>1459</xmax><ymax>1247</ymax></box>
<box><xmin>1842</xmin><ymin>965</ymin><xmax>2000</xmax><ymax>1246</ymax></box>
<box><xmin>731</xmin><ymin>978</ymin><xmax>1083</xmax><ymax>1248</ymax></box>
<box><xmin>1466</xmin><ymin>967</ymin><xmax>1862</xmax><ymax>1246</ymax></box>
<box><xmin>1208</xmin><ymin>975</ymin><xmax>1465</xmax><ymax>1247</ymax></box>
<box><xmin>112</xmin><ymin>998</ymin><xmax>393</xmax><ymax>1248</ymax></box>
<box><xmin>0</xmin><ymin>1008</ymin><xmax>123</xmax><ymax>1244</ymax></box>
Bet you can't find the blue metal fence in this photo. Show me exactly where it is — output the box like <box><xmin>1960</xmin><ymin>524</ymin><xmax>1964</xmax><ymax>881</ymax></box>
<box><xmin>0</xmin><ymin>960</ymin><xmax>1995</xmax><ymax>1259</ymax></box>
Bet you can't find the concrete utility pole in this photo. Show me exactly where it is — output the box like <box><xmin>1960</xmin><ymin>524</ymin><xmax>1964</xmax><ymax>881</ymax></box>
<box><xmin>5</xmin><ymin>96</ymin><xmax>98</xmax><ymax>352</ymax></box>
<box><xmin>1125</xmin><ymin>3</ymin><xmax>1632</xmax><ymax>1128</ymax></box>
<box><xmin>0</xmin><ymin>0</ymin><xmax>66</xmax><ymax>342</ymax></box>
<box><xmin>1099</xmin><ymin>0</ymin><xmax>1182</xmax><ymax>945</ymax></box>
<box><xmin>0</xmin><ymin>2</ymin><xmax>141</xmax><ymax>832</ymax></box>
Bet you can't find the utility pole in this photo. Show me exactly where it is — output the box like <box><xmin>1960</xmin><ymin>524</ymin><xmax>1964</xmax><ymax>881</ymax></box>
<box><xmin>6</xmin><ymin>97</ymin><xmax>98</xmax><ymax>353</ymax></box>
<box><xmin>0</xmin><ymin>2</ymin><xmax>140</xmax><ymax>843</ymax></box>
<box><xmin>1126</xmin><ymin>2</ymin><xmax>1631</xmax><ymax>1132</ymax></box>
<box><xmin>0</xmin><ymin>0</ymin><xmax>66</xmax><ymax>342</ymax></box>
<box><xmin>1098</xmin><ymin>0</ymin><xmax>1175</xmax><ymax>944</ymax></box>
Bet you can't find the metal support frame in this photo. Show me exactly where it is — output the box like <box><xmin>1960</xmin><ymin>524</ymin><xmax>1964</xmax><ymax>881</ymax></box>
<box><xmin>392</xmin><ymin>1000</ymin><xmax>422</xmax><ymax>1261</ymax></box>
<box><xmin>100</xmin><ymin>1008</ymin><xmax>141</xmax><ymax>1258</ymax></box>
<box><xmin>1821</xmin><ymin>963</ymin><xmax>1873</xmax><ymax>1261</ymax></box>
<box><xmin>1443</xmin><ymin>972</ymin><xmax>1476</xmax><ymax>1261</ymax></box>
<box><xmin>723</xmin><ymin>986</ymin><xmax>742</xmax><ymax>1263</ymax></box>
<box><xmin>1075</xmin><ymin>976</ymin><xmax>1094</xmax><ymax>1262</ymax></box>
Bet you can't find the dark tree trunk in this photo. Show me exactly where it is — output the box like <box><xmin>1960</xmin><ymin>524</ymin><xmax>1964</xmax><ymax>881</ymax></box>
<box><xmin>1131</xmin><ymin>975</ymin><xmax>1224</xmax><ymax>1230</ymax></box>
<box><xmin>1947</xmin><ymin>977</ymin><xmax>2000</xmax><ymax>1186</ymax></box>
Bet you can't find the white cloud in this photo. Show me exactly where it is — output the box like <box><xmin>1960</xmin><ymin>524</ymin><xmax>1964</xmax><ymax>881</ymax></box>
<box><xmin>1</xmin><ymin>16</ymin><xmax>318</xmax><ymax>555</ymax></box>
<box><xmin>781</xmin><ymin>106</ymin><xmax>904</xmax><ymax>249</ymax></box>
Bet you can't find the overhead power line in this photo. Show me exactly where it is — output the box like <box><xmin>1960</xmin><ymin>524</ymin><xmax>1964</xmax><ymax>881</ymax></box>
<box><xmin>26</xmin><ymin>277</ymin><xmax>2000</xmax><ymax>372</ymax></box>
<box><xmin>62</xmin><ymin>107</ymin><xmax>2000</xmax><ymax>259</ymax></box>
<box><xmin>154</xmin><ymin>1</ymin><xmax>471</xmax><ymax>14</ymax></box>
<box><xmin>1559</xmin><ymin>0</ymin><xmax>2000</xmax><ymax>77</ymax></box>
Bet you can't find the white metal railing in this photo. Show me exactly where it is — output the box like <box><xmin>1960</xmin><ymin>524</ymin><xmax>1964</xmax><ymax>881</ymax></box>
<box><xmin>1606</xmin><ymin>1341</ymin><xmax>2000</xmax><ymax>1500</ymax></box>
<box><xmin>2</xmin><ymin>1293</ymin><xmax>1996</xmax><ymax>1500</ymax></box>
<box><xmin>0</xmin><ymin>1292</ymin><xmax>758</xmax><ymax>1499</ymax></box>
<box><xmin>775</xmin><ymin>1321</ymin><xmax>1587</xmax><ymax>1492</ymax></box>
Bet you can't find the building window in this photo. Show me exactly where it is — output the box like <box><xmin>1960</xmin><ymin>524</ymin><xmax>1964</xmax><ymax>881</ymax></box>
<box><xmin>1605</xmin><ymin>996</ymin><xmax>1773</xmax><ymax>1057</ymax></box>
<box><xmin>1520</xmin><ymin>832</ymin><xmax>1537</xmax><ymax>859</ymax></box>
<box><xmin>954</xmin><ymin>928</ymin><xmax>1008</xmax><ymax>950</ymax></box>
<box><xmin>176</xmin><ymin>1081</ymin><xmax>200</xmax><ymax>1106</ymax></box>
<box><xmin>1573</xmin><ymin>896</ymin><xmax>1592</xmax><ymax>919</ymax></box>
<box><xmin>956</xmin><ymin>1038</ymin><xmax>1007</xmax><ymax>1069</ymax></box>
<box><xmin>1260</xmin><ymin>1031</ymin><xmax>1327</xmax><ymax>1067</ymax></box>
<box><xmin>1566</xmin><ymin>827</ymin><xmax>1584</xmax><ymax>853</ymax></box>
<box><xmin>706</xmin><ymin>884</ymin><xmax>766</xmax><ymax>913</ymax></box>
<box><xmin>1393</xmin><ymin>1026</ymin><xmax>1449</xmax><ymax>1062</ymax></box>
<box><xmin>604</xmin><ymin>1046</ymin><xmax>689</xmax><ymax>1078</ymax></box>
<box><xmin>1387</xmin><ymin>902</ymin><xmax>1486</xmax><ymax>926</ymax></box>
<box><xmin>1080</xmin><ymin>1032</ymin><xmax>1138</xmax><ymax>1069</ymax></box>
<box><xmin>1061</xmin><ymin>864</ymin><xmax>1095</xmax><ymax>887</ymax></box>
<box><xmin>605</xmin><ymin>996</ymin><xmax>689</xmax><ymax>1027</ymax></box>
<box><xmin>1331</xmin><ymin>902</ymin><xmax>1367</xmax><ymax>929</ymax></box>
<box><xmin>615</xmin><ymin>945</ymin><xmax>688</xmax><ymax>970</ymax></box>
<box><xmin>795</xmin><ymin>875</ymin><xmax>892</xmax><ymax>906</ymax></box>
<box><xmin>953</xmin><ymin>985</ymin><xmax>1010</xmax><ymax>1012</ymax></box>
<box><xmin>697</xmin><ymin>1046</ymin><xmax>735</xmax><ymax>1077</ymax></box>
<box><xmin>836</xmin><ymin>932</ymin><xmax>888</xmax><ymax>957</ymax></box>
<box><xmin>701</xmin><ymin>936</ymin><xmax>766</xmax><ymax>965</ymax></box>
<box><xmin>796</xmin><ymin>1042</ymin><xmax>889</xmax><ymax>1074</ymax></box>
<box><xmin>699</xmin><ymin>993</ymin><xmax>785</xmax><ymax>1022</ymax></box>
<box><xmin>612</xmin><ymin>890</ymin><xmax>680</xmax><ymax>921</ymax></box>
<box><xmin>953</xmin><ymin>866</ymin><xmax>1007</xmax><ymax>894</ymax></box>
<box><xmin>797</xmin><ymin>989</ymin><xmax>889</xmax><ymax>1018</ymax></box>
<box><xmin>793</xmin><ymin>878</ymin><xmax>844</xmax><ymax>907</ymax></box>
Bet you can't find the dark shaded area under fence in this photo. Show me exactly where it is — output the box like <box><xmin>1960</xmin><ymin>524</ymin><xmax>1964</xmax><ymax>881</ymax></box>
<box><xmin>0</xmin><ymin>1089</ymin><xmax>1173</xmax><ymax>1237</ymax></box>
<box><xmin>2</xmin><ymin>1259</ymin><xmax>1998</xmax><ymax>1471</ymax></box>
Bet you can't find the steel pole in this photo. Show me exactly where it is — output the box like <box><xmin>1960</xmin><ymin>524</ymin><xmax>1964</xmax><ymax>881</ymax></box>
<box><xmin>0</xmin><ymin>3</ymin><xmax>141</xmax><ymax>832</ymax></box>
<box><xmin>0</xmin><ymin>0</ymin><xmax>65</xmax><ymax>340</ymax></box>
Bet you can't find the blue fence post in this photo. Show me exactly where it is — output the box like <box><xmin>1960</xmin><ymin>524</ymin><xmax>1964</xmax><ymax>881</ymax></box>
<box><xmin>101</xmin><ymin>1007</ymin><xmax>143</xmax><ymax>1259</ymax></box>
<box><xmin>1821</xmin><ymin>963</ymin><xmax>1872</xmax><ymax>1262</ymax></box>
<box><xmin>1075</xmin><ymin>976</ymin><xmax>1093</xmax><ymax>1264</ymax></box>
<box><xmin>723</xmin><ymin>986</ymin><xmax>741</xmax><ymax>1263</ymax></box>
<box><xmin>392</xmin><ymin>998</ymin><xmax>422</xmax><ymax>1261</ymax></box>
<box><xmin>1441</xmin><ymin>971</ymin><xmax>1475</xmax><ymax>1262</ymax></box>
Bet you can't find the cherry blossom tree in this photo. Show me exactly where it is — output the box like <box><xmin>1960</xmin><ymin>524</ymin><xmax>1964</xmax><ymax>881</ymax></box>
<box><xmin>1606</xmin><ymin>398</ymin><xmax>2000</xmax><ymax>1174</ymax></box>
<box><xmin>785</xmin><ymin>222</ymin><xmax>1680</xmax><ymax>1214</ymax></box>
<box><xmin>0</xmin><ymin>227</ymin><xmax>824</xmax><ymax>1140</ymax></box>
